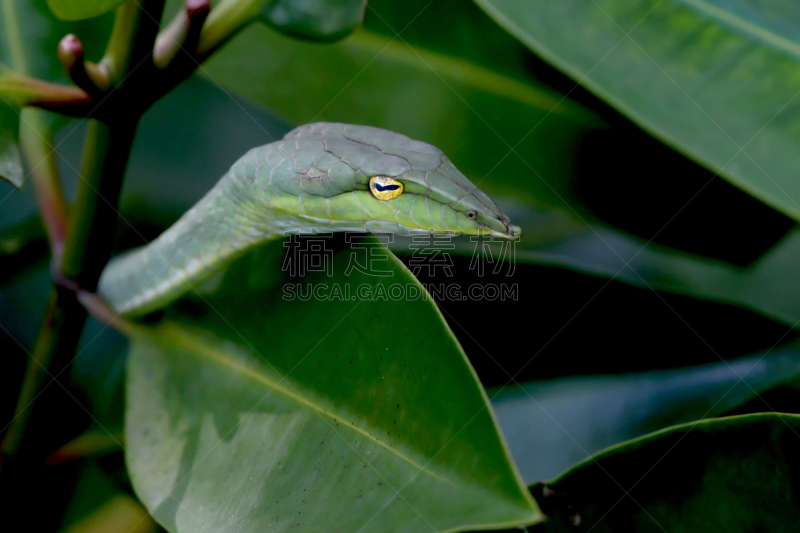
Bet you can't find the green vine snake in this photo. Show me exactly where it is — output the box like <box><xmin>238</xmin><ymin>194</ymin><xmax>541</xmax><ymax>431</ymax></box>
<box><xmin>98</xmin><ymin>123</ymin><xmax>521</xmax><ymax>317</ymax></box>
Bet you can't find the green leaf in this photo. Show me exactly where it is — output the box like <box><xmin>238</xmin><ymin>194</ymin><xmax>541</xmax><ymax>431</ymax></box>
<box><xmin>360</xmin><ymin>0</ymin><xmax>537</xmax><ymax>78</ymax></box>
<box><xmin>46</xmin><ymin>0</ymin><xmax>126</xmax><ymax>20</ymax></box>
<box><xmin>475</xmin><ymin>0</ymin><xmax>800</xmax><ymax>222</ymax></box>
<box><xmin>514</xmin><ymin>224</ymin><xmax>800</xmax><ymax>328</ymax></box>
<box><xmin>534</xmin><ymin>414</ymin><xmax>800</xmax><ymax>531</ymax></box>
<box><xmin>491</xmin><ymin>341</ymin><xmax>800</xmax><ymax>483</ymax></box>
<box><xmin>125</xmin><ymin>238</ymin><xmax>540</xmax><ymax>532</ymax></box>
<box><xmin>46</xmin><ymin>428</ymin><xmax>124</xmax><ymax>466</ymax></box>
<box><xmin>259</xmin><ymin>0</ymin><xmax>366</xmax><ymax>41</ymax></box>
<box><xmin>61</xmin><ymin>464</ymin><xmax>156</xmax><ymax>533</ymax></box>
<box><xmin>63</xmin><ymin>495</ymin><xmax>156</xmax><ymax>533</ymax></box>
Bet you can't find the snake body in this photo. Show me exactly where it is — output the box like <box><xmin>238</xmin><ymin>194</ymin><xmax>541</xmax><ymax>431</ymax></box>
<box><xmin>98</xmin><ymin>123</ymin><xmax>520</xmax><ymax>317</ymax></box>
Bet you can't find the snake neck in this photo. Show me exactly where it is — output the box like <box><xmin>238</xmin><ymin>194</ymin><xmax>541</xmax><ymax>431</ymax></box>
<box><xmin>98</xmin><ymin>154</ymin><xmax>288</xmax><ymax>317</ymax></box>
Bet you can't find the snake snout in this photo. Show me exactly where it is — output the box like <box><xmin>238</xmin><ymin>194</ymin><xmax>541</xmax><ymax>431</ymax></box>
<box><xmin>497</xmin><ymin>214</ymin><xmax>522</xmax><ymax>238</ymax></box>
<box><xmin>494</xmin><ymin>214</ymin><xmax>521</xmax><ymax>238</ymax></box>
<box><xmin>487</xmin><ymin>220</ymin><xmax>522</xmax><ymax>239</ymax></box>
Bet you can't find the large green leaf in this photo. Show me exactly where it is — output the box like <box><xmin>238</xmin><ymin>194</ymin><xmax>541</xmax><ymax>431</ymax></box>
<box><xmin>356</xmin><ymin>0</ymin><xmax>543</xmax><ymax>80</ymax></box>
<box><xmin>534</xmin><ymin>414</ymin><xmax>800</xmax><ymax>531</ymax></box>
<box><xmin>475</xmin><ymin>0</ymin><xmax>800</xmax><ymax>222</ymax></box>
<box><xmin>125</xmin><ymin>238</ymin><xmax>540</xmax><ymax>532</ymax></box>
<box><xmin>491</xmin><ymin>341</ymin><xmax>800</xmax><ymax>483</ymax></box>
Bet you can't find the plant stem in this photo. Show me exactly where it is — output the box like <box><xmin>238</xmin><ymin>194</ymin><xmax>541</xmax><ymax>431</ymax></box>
<box><xmin>61</xmin><ymin>119</ymin><xmax>139</xmax><ymax>287</ymax></box>
<box><xmin>1</xmin><ymin>2</ymin><xmax>164</xmax><ymax>520</ymax></box>
<box><xmin>0</xmin><ymin>69</ymin><xmax>93</xmax><ymax>110</ymax></box>
<box><xmin>0</xmin><ymin>118</ymin><xmax>141</xmax><ymax>532</ymax></box>
<box><xmin>103</xmin><ymin>0</ymin><xmax>155</xmax><ymax>83</ymax></box>
<box><xmin>0</xmin><ymin>122</ymin><xmax>137</xmax><ymax>471</ymax></box>
<box><xmin>1</xmin><ymin>0</ymin><xmax>249</xmax><ymax>520</ymax></box>
<box><xmin>0</xmin><ymin>288</ymin><xmax>86</xmax><ymax>460</ymax></box>
<box><xmin>196</xmin><ymin>0</ymin><xmax>261</xmax><ymax>58</ymax></box>
<box><xmin>1</xmin><ymin>115</ymin><xmax>139</xmax><ymax>451</ymax></box>
<box><xmin>19</xmin><ymin>110</ymin><xmax>68</xmax><ymax>259</ymax></box>
<box><xmin>0</xmin><ymin>286</ymin><xmax>86</xmax><ymax>530</ymax></box>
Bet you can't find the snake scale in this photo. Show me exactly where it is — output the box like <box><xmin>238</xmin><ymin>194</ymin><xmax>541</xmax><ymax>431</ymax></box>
<box><xmin>98</xmin><ymin>123</ymin><xmax>520</xmax><ymax>317</ymax></box>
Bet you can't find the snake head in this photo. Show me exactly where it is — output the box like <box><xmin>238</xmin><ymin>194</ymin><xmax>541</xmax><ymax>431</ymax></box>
<box><xmin>261</xmin><ymin>123</ymin><xmax>521</xmax><ymax>239</ymax></box>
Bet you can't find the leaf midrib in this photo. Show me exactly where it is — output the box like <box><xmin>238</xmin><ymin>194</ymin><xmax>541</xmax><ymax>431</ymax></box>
<box><xmin>675</xmin><ymin>0</ymin><xmax>800</xmax><ymax>58</ymax></box>
<box><xmin>347</xmin><ymin>29</ymin><xmax>586</xmax><ymax>117</ymax></box>
<box><xmin>143</xmin><ymin>321</ymin><xmax>460</xmax><ymax>487</ymax></box>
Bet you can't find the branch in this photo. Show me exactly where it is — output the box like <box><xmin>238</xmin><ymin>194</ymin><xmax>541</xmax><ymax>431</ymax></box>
<box><xmin>0</xmin><ymin>68</ymin><xmax>95</xmax><ymax>117</ymax></box>
<box><xmin>154</xmin><ymin>0</ymin><xmax>211</xmax><ymax>68</ymax></box>
<box><xmin>57</xmin><ymin>34</ymin><xmax>110</xmax><ymax>98</ymax></box>
<box><xmin>19</xmin><ymin>111</ymin><xmax>68</xmax><ymax>260</ymax></box>
<box><xmin>0</xmin><ymin>2</ymin><xmax>166</xmax><ymax>517</ymax></box>
<box><xmin>154</xmin><ymin>0</ymin><xmax>261</xmax><ymax>71</ymax></box>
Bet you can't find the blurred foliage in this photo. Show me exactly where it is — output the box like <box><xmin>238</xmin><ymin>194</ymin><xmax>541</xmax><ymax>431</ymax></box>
<box><xmin>46</xmin><ymin>0</ymin><xmax>127</xmax><ymax>20</ymax></box>
<box><xmin>259</xmin><ymin>0</ymin><xmax>367</xmax><ymax>41</ymax></box>
<box><xmin>60</xmin><ymin>463</ymin><xmax>155</xmax><ymax>533</ymax></box>
<box><xmin>0</xmin><ymin>0</ymin><xmax>111</xmax><ymax>186</ymax></box>
<box><xmin>1</xmin><ymin>0</ymin><xmax>800</xmax><ymax>531</ymax></box>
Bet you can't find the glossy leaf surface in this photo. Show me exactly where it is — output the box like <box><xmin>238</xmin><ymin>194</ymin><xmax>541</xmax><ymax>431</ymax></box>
<box><xmin>491</xmin><ymin>342</ymin><xmax>800</xmax><ymax>482</ymax></box>
<box><xmin>125</xmin><ymin>239</ymin><xmax>540</xmax><ymax>532</ymax></box>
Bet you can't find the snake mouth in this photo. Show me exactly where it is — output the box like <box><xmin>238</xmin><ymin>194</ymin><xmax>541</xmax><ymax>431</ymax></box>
<box><xmin>489</xmin><ymin>224</ymin><xmax>522</xmax><ymax>239</ymax></box>
<box><xmin>471</xmin><ymin>212</ymin><xmax>522</xmax><ymax>239</ymax></box>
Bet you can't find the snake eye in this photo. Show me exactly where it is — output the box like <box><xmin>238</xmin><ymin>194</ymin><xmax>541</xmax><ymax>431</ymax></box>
<box><xmin>369</xmin><ymin>176</ymin><xmax>403</xmax><ymax>201</ymax></box>
<box><xmin>466</xmin><ymin>211</ymin><xmax>477</xmax><ymax>220</ymax></box>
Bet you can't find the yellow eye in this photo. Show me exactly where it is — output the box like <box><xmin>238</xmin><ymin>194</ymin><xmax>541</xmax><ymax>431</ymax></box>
<box><xmin>369</xmin><ymin>176</ymin><xmax>404</xmax><ymax>201</ymax></box>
